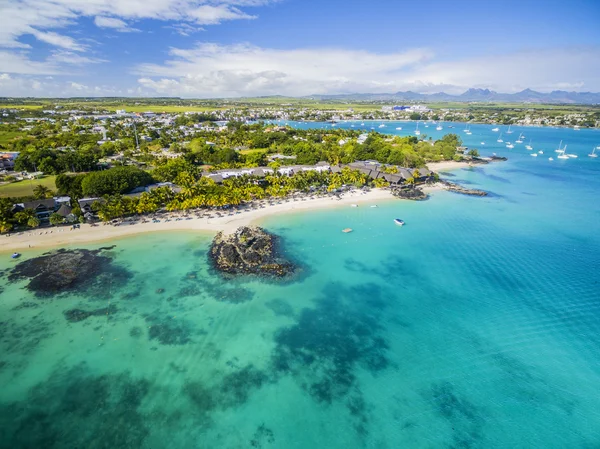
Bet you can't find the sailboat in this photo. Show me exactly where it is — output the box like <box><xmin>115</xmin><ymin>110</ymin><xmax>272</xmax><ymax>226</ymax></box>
<box><xmin>557</xmin><ymin>144</ymin><xmax>569</xmax><ymax>159</ymax></box>
<box><xmin>506</xmin><ymin>125</ymin><xmax>513</xmax><ymax>134</ymax></box>
<box><xmin>525</xmin><ymin>139</ymin><xmax>533</xmax><ymax>150</ymax></box>
<box><xmin>436</xmin><ymin>123</ymin><xmax>443</xmax><ymax>131</ymax></box>
<box><xmin>555</xmin><ymin>140</ymin><xmax>564</xmax><ymax>153</ymax></box>
<box><xmin>589</xmin><ymin>147</ymin><xmax>598</xmax><ymax>158</ymax></box>
<box><xmin>466</xmin><ymin>125</ymin><xmax>472</xmax><ymax>135</ymax></box>
<box><xmin>497</xmin><ymin>133</ymin><xmax>503</xmax><ymax>143</ymax></box>
<box><xmin>515</xmin><ymin>133</ymin><xmax>524</xmax><ymax>144</ymax></box>
<box><xmin>506</xmin><ymin>142</ymin><xmax>514</xmax><ymax>149</ymax></box>
<box><xmin>414</xmin><ymin>121</ymin><xmax>421</xmax><ymax>136</ymax></box>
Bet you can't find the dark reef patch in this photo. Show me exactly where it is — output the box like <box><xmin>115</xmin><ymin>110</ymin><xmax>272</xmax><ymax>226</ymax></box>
<box><xmin>429</xmin><ymin>381</ymin><xmax>485</xmax><ymax>448</ymax></box>
<box><xmin>265</xmin><ymin>298</ymin><xmax>295</xmax><ymax>317</ymax></box>
<box><xmin>0</xmin><ymin>314</ymin><xmax>54</xmax><ymax>356</ymax></box>
<box><xmin>345</xmin><ymin>257</ymin><xmax>422</xmax><ymax>288</ymax></box>
<box><xmin>272</xmin><ymin>282</ymin><xmax>390</xmax><ymax>404</ymax></box>
<box><xmin>145</xmin><ymin>314</ymin><xmax>202</xmax><ymax>346</ymax></box>
<box><xmin>250</xmin><ymin>424</ymin><xmax>275</xmax><ymax>448</ymax></box>
<box><xmin>0</xmin><ymin>363</ymin><xmax>150</xmax><ymax>449</ymax></box>
<box><xmin>7</xmin><ymin>248</ymin><xmax>132</xmax><ymax>297</ymax></box>
<box><xmin>64</xmin><ymin>304</ymin><xmax>117</xmax><ymax>322</ymax></box>
<box><xmin>183</xmin><ymin>364</ymin><xmax>270</xmax><ymax>426</ymax></box>
<box><xmin>11</xmin><ymin>301</ymin><xmax>39</xmax><ymax>311</ymax></box>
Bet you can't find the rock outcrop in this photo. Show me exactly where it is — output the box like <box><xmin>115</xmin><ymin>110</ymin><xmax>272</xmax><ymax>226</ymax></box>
<box><xmin>441</xmin><ymin>181</ymin><xmax>488</xmax><ymax>196</ymax></box>
<box><xmin>8</xmin><ymin>247</ymin><xmax>129</xmax><ymax>296</ymax></box>
<box><xmin>209</xmin><ymin>226</ymin><xmax>296</xmax><ymax>278</ymax></box>
<box><xmin>391</xmin><ymin>187</ymin><xmax>428</xmax><ymax>201</ymax></box>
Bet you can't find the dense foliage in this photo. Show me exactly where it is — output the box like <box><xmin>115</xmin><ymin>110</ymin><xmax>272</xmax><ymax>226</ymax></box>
<box><xmin>80</xmin><ymin>166</ymin><xmax>154</xmax><ymax>197</ymax></box>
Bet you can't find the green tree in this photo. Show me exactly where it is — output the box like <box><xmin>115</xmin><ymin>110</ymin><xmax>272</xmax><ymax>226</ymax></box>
<box><xmin>33</xmin><ymin>184</ymin><xmax>53</xmax><ymax>199</ymax></box>
<box><xmin>27</xmin><ymin>216</ymin><xmax>41</xmax><ymax>228</ymax></box>
<box><xmin>49</xmin><ymin>213</ymin><xmax>64</xmax><ymax>226</ymax></box>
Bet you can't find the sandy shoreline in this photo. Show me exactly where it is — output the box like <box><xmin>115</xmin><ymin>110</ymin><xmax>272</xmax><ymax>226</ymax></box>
<box><xmin>426</xmin><ymin>161</ymin><xmax>472</xmax><ymax>172</ymax></box>
<box><xmin>1</xmin><ymin>189</ymin><xmax>396</xmax><ymax>252</ymax></box>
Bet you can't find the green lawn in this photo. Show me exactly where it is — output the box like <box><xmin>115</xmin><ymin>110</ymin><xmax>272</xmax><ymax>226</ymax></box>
<box><xmin>0</xmin><ymin>130</ymin><xmax>29</xmax><ymax>145</ymax></box>
<box><xmin>0</xmin><ymin>176</ymin><xmax>57</xmax><ymax>198</ymax></box>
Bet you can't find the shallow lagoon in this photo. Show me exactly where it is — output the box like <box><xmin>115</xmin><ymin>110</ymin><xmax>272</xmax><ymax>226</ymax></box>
<box><xmin>1</xmin><ymin>125</ymin><xmax>600</xmax><ymax>448</ymax></box>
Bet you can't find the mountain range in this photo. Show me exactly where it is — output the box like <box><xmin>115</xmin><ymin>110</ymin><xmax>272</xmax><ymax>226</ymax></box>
<box><xmin>306</xmin><ymin>88</ymin><xmax>600</xmax><ymax>104</ymax></box>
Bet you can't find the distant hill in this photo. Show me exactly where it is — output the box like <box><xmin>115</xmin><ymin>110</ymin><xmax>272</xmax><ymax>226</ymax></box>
<box><xmin>306</xmin><ymin>88</ymin><xmax>600</xmax><ymax>104</ymax></box>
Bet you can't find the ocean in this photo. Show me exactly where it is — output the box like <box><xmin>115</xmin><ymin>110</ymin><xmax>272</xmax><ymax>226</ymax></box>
<box><xmin>1</xmin><ymin>122</ymin><xmax>599</xmax><ymax>448</ymax></box>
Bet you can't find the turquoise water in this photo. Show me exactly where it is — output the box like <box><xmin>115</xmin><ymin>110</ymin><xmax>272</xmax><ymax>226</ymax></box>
<box><xmin>1</xmin><ymin>124</ymin><xmax>600</xmax><ymax>448</ymax></box>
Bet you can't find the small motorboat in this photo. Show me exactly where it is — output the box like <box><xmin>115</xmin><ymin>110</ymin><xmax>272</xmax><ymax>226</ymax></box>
<box><xmin>394</xmin><ymin>219</ymin><xmax>405</xmax><ymax>226</ymax></box>
<box><xmin>342</xmin><ymin>228</ymin><xmax>353</xmax><ymax>233</ymax></box>
<box><xmin>350</xmin><ymin>204</ymin><xmax>358</xmax><ymax>208</ymax></box>
<box><xmin>548</xmin><ymin>157</ymin><xmax>554</xmax><ymax>161</ymax></box>
<box><xmin>11</xmin><ymin>252</ymin><xmax>21</xmax><ymax>259</ymax></box>
<box><xmin>370</xmin><ymin>205</ymin><xmax>378</xmax><ymax>208</ymax></box>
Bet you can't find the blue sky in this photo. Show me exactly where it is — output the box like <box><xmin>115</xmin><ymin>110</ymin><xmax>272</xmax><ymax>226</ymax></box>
<box><xmin>0</xmin><ymin>0</ymin><xmax>599</xmax><ymax>97</ymax></box>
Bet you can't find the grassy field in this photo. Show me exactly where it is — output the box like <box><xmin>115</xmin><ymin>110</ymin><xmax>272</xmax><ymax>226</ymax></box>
<box><xmin>0</xmin><ymin>130</ymin><xmax>29</xmax><ymax>145</ymax></box>
<box><xmin>0</xmin><ymin>176</ymin><xmax>57</xmax><ymax>198</ymax></box>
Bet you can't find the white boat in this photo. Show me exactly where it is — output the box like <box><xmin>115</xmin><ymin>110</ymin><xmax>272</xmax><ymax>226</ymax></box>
<box><xmin>492</xmin><ymin>127</ymin><xmax>499</xmax><ymax>132</ymax></box>
<box><xmin>370</xmin><ymin>205</ymin><xmax>378</xmax><ymax>208</ymax></box>
<box><xmin>538</xmin><ymin>150</ymin><xmax>543</xmax><ymax>154</ymax></box>
<box><xmin>506</xmin><ymin>125</ymin><xmax>513</xmax><ymax>134</ymax></box>
<box><xmin>548</xmin><ymin>157</ymin><xmax>554</xmax><ymax>161</ymax></box>
<box><xmin>557</xmin><ymin>145</ymin><xmax>569</xmax><ymax>159</ymax></box>
<box><xmin>396</xmin><ymin>127</ymin><xmax>402</xmax><ymax>130</ymax></box>
<box><xmin>351</xmin><ymin>204</ymin><xmax>358</xmax><ymax>208</ymax></box>
<box><xmin>436</xmin><ymin>124</ymin><xmax>443</xmax><ymax>131</ymax></box>
<box><xmin>567</xmin><ymin>154</ymin><xmax>578</xmax><ymax>158</ymax></box>
<box><xmin>525</xmin><ymin>139</ymin><xmax>533</xmax><ymax>150</ymax></box>
<box><xmin>379</xmin><ymin>124</ymin><xmax>385</xmax><ymax>128</ymax></box>
<box><xmin>11</xmin><ymin>252</ymin><xmax>21</xmax><ymax>259</ymax></box>
<box><xmin>497</xmin><ymin>133</ymin><xmax>503</xmax><ymax>143</ymax></box>
<box><xmin>555</xmin><ymin>140</ymin><xmax>564</xmax><ymax>153</ymax></box>
<box><xmin>531</xmin><ymin>153</ymin><xmax>537</xmax><ymax>157</ymax></box>
<box><xmin>574</xmin><ymin>125</ymin><xmax>580</xmax><ymax>131</ymax></box>
<box><xmin>516</xmin><ymin>133</ymin><xmax>524</xmax><ymax>144</ymax></box>
<box><xmin>480</xmin><ymin>142</ymin><xmax>485</xmax><ymax>145</ymax></box>
<box><xmin>506</xmin><ymin>143</ymin><xmax>514</xmax><ymax>149</ymax></box>
<box><xmin>361</xmin><ymin>122</ymin><xmax>365</xmax><ymax>126</ymax></box>
<box><xmin>414</xmin><ymin>121</ymin><xmax>421</xmax><ymax>136</ymax></box>
<box><xmin>351</xmin><ymin>125</ymin><xmax>355</xmax><ymax>128</ymax></box>
<box><xmin>394</xmin><ymin>218</ymin><xmax>405</xmax><ymax>226</ymax></box>
<box><xmin>589</xmin><ymin>147</ymin><xmax>598</xmax><ymax>158</ymax></box>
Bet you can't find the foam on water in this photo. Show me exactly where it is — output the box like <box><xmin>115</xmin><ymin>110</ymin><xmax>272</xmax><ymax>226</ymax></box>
<box><xmin>1</xmin><ymin>124</ymin><xmax>599</xmax><ymax>448</ymax></box>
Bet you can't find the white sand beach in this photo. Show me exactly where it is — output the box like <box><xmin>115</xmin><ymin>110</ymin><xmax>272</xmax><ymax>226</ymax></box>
<box><xmin>2</xmin><ymin>189</ymin><xmax>396</xmax><ymax>252</ymax></box>
<box><xmin>426</xmin><ymin>161</ymin><xmax>472</xmax><ymax>172</ymax></box>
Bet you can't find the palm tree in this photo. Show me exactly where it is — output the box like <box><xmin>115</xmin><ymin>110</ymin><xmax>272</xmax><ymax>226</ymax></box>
<box><xmin>33</xmin><ymin>184</ymin><xmax>53</xmax><ymax>199</ymax></box>
<box><xmin>27</xmin><ymin>216</ymin><xmax>41</xmax><ymax>228</ymax></box>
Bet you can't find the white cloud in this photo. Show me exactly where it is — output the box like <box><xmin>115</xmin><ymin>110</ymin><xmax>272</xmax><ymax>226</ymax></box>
<box><xmin>405</xmin><ymin>47</ymin><xmax>600</xmax><ymax>94</ymax></box>
<box><xmin>30</xmin><ymin>30</ymin><xmax>85</xmax><ymax>51</ymax></box>
<box><xmin>135</xmin><ymin>43</ymin><xmax>433</xmax><ymax>97</ymax></box>
<box><xmin>48</xmin><ymin>51</ymin><xmax>107</xmax><ymax>65</ymax></box>
<box><xmin>133</xmin><ymin>43</ymin><xmax>600</xmax><ymax>97</ymax></box>
<box><xmin>0</xmin><ymin>0</ymin><xmax>275</xmax><ymax>50</ymax></box>
<box><xmin>167</xmin><ymin>23</ymin><xmax>206</xmax><ymax>36</ymax></box>
<box><xmin>94</xmin><ymin>16</ymin><xmax>140</xmax><ymax>33</ymax></box>
<box><xmin>0</xmin><ymin>74</ymin><xmax>126</xmax><ymax>97</ymax></box>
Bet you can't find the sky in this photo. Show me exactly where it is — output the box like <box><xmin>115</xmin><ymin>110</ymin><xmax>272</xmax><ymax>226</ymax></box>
<box><xmin>0</xmin><ymin>0</ymin><xmax>599</xmax><ymax>98</ymax></box>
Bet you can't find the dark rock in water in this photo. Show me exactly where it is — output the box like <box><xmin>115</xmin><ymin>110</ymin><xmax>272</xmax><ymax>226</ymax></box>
<box><xmin>209</xmin><ymin>226</ymin><xmax>297</xmax><ymax>278</ymax></box>
<box><xmin>7</xmin><ymin>248</ymin><xmax>130</xmax><ymax>297</ymax></box>
<box><xmin>489</xmin><ymin>155</ymin><xmax>508</xmax><ymax>162</ymax></box>
<box><xmin>391</xmin><ymin>186</ymin><xmax>428</xmax><ymax>201</ymax></box>
<box><xmin>156</xmin><ymin>288</ymin><xmax>165</xmax><ymax>294</ymax></box>
<box><xmin>64</xmin><ymin>305</ymin><xmax>117</xmax><ymax>322</ymax></box>
<box><xmin>441</xmin><ymin>181</ymin><xmax>488</xmax><ymax>196</ymax></box>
